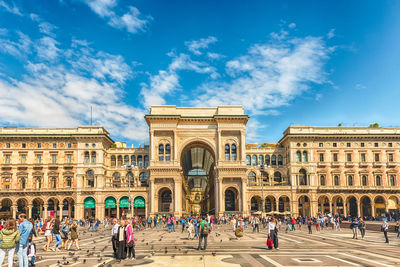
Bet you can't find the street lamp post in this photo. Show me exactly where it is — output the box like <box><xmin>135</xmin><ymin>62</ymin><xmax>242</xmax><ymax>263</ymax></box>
<box><xmin>122</xmin><ymin>164</ymin><xmax>137</xmax><ymax>218</ymax></box>
<box><xmin>258</xmin><ymin>164</ymin><xmax>270</xmax><ymax>215</ymax></box>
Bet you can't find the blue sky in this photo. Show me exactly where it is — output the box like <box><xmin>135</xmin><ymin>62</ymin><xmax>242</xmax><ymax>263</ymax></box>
<box><xmin>0</xmin><ymin>0</ymin><xmax>399</xmax><ymax>145</ymax></box>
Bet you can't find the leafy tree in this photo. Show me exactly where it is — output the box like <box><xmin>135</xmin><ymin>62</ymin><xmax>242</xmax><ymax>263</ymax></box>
<box><xmin>368</xmin><ymin>123</ymin><xmax>379</xmax><ymax>128</ymax></box>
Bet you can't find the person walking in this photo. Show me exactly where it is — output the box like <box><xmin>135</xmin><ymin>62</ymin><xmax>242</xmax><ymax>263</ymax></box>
<box><xmin>17</xmin><ymin>213</ymin><xmax>33</xmax><ymax>267</ymax></box>
<box><xmin>268</xmin><ymin>217</ymin><xmax>279</xmax><ymax>250</ymax></box>
<box><xmin>51</xmin><ymin>218</ymin><xmax>62</xmax><ymax>251</ymax></box>
<box><xmin>67</xmin><ymin>221</ymin><xmax>80</xmax><ymax>250</ymax></box>
<box><xmin>60</xmin><ymin>218</ymin><xmax>69</xmax><ymax>250</ymax></box>
<box><xmin>43</xmin><ymin>218</ymin><xmax>53</xmax><ymax>252</ymax></box>
<box><xmin>125</xmin><ymin>221</ymin><xmax>135</xmax><ymax>260</ymax></box>
<box><xmin>197</xmin><ymin>217</ymin><xmax>209</xmax><ymax>250</ymax></box>
<box><xmin>117</xmin><ymin>220</ymin><xmax>126</xmax><ymax>261</ymax></box>
<box><xmin>350</xmin><ymin>218</ymin><xmax>358</xmax><ymax>239</ymax></box>
<box><xmin>254</xmin><ymin>216</ymin><xmax>260</xmax><ymax>233</ymax></box>
<box><xmin>0</xmin><ymin>219</ymin><xmax>20</xmax><ymax>267</ymax></box>
<box><xmin>307</xmin><ymin>218</ymin><xmax>313</xmax><ymax>234</ymax></box>
<box><xmin>358</xmin><ymin>218</ymin><xmax>366</xmax><ymax>240</ymax></box>
<box><xmin>111</xmin><ymin>218</ymin><xmax>119</xmax><ymax>258</ymax></box>
<box><xmin>382</xmin><ymin>220</ymin><xmax>389</xmax><ymax>243</ymax></box>
<box><xmin>188</xmin><ymin>220</ymin><xmax>194</xmax><ymax>240</ymax></box>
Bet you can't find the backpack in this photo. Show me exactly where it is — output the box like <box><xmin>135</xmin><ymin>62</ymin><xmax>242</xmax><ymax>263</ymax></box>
<box><xmin>202</xmin><ymin>223</ymin><xmax>209</xmax><ymax>235</ymax></box>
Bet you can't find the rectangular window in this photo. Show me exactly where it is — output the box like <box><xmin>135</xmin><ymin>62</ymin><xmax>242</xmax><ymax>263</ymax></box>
<box><xmin>319</xmin><ymin>143</ymin><xmax>323</xmax><ymax>147</ymax></box>
<box><xmin>360</xmin><ymin>153</ymin><xmax>366</xmax><ymax>162</ymax></box>
<box><xmin>389</xmin><ymin>142</ymin><xmax>393</xmax><ymax>147</ymax></box>
<box><xmin>347</xmin><ymin>143</ymin><xmax>351</xmax><ymax>147</ymax></box>
<box><xmin>37</xmin><ymin>143</ymin><xmax>41</xmax><ymax>148</ymax></box>
<box><xmin>68</xmin><ymin>143</ymin><xmax>72</xmax><ymax>148</ymax></box>
<box><xmin>6</xmin><ymin>143</ymin><xmax>10</xmax><ymax>148</ymax></box>
<box><xmin>5</xmin><ymin>155</ymin><xmax>11</xmax><ymax>164</ymax></box>
<box><xmin>375</xmin><ymin>153</ymin><xmax>380</xmax><ymax>162</ymax></box>
<box><xmin>21</xmin><ymin>154</ymin><xmax>27</xmax><ymax>164</ymax></box>
<box><xmin>347</xmin><ymin>153</ymin><xmax>352</xmax><ymax>162</ymax></box>
<box><xmin>36</xmin><ymin>154</ymin><xmax>42</xmax><ymax>164</ymax></box>
<box><xmin>360</xmin><ymin>143</ymin><xmax>365</xmax><ymax>147</ymax></box>
<box><xmin>333</xmin><ymin>153</ymin><xmax>338</xmax><ymax>162</ymax></box>
<box><xmin>51</xmin><ymin>154</ymin><xmax>57</xmax><ymax>164</ymax></box>
<box><xmin>67</xmin><ymin>154</ymin><xmax>72</xmax><ymax>163</ymax></box>
<box><xmin>22</xmin><ymin>143</ymin><xmax>26</xmax><ymax>148</ymax></box>
<box><xmin>319</xmin><ymin>153</ymin><xmax>324</xmax><ymax>162</ymax></box>
<box><xmin>389</xmin><ymin>153</ymin><xmax>394</xmax><ymax>162</ymax></box>
<box><xmin>374</xmin><ymin>142</ymin><xmax>378</xmax><ymax>147</ymax></box>
<box><xmin>53</xmin><ymin>143</ymin><xmax>57</xmax><ymax>148</ymax></box>
<box><xmin>333</xmin><ymin>143</ymin><xmax>337</xmax><ymax>147</ymax></box>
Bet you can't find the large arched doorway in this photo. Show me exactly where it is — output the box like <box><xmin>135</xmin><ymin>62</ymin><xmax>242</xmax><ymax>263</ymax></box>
<box><xmin>332</xmin><ymin>196</ymin><xmax>344</xmax><ymax>216</ymax></box>
<box><xmin>250</xmin><ymin>196</ymin><xmax>261</xmax><ymax>212</ymax></box>
<box><xmin>181</xmin><ymin>143</ymin><xmax>216</xmax><ymax>215</ymax></box>
<box><xmin>298</xmin><ymin>195</ymin><xmax>310</xmax><ymax>216</ymax></box>
<box><xmin>318</xmin><ymin>196</ymin><xmax>330</xmax><ymax>214</ymax></box>
<box><xmin>279</xmin><ymin>196</ymin><xmax>290</xmax><ymax>213</ymax></box>
<box><xmin>374</xmin><ymin>196</ymin><xmax>386</xmax><ymax>217</ymax></box>
<box><xmin>360</xmin><ymin>196</ymin><xmax>371</xmax><ymax>218</ymax></box>
<box><xmin>17</xmin><ymin>199</ymin><xmax>28</xmax><ymax>216</ymax></box>
<box><xmin>84</xmin><ymin>197</ymin><xmax>96</xmax><ymax>218</ymax></box>
<box><xmin>32</xmin><ymin>198</ymin><xmax>44</xmax><ymax>219</ymax></box>
<box><xmin>224</xmin><ymin>188</ymin><xmax>237</xmax><ymax>212</ymax></box>
<box><xmin>159</xmin><ymin>188</ymin><xmax>172</xmax><ymax>213</ymax></box>
<box><xmin>265</xmin><ymin>196</ymin><xmax>276</xmax><ymax>212</ymax></box>
<box><xmin>347</xmin><ymin>196</ymin><xmax>358</xmax><ymax>218</ymax></box>
<box><xmin>0</xmin><ymin>199</ymin><xmax>12</xmax><ymax>219</ymax></box>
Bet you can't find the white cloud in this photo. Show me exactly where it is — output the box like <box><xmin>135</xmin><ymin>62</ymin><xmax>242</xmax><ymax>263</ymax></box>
<box><xmin>0</xmin><ymin>0</ymin><xmax>22</xmax><ymax>16</ymax></box>
<box><xmin>30</xmin><ymin>14</ymin><xmax>58</xmax><ymax>37</ymax></box>
<box><xmin>191</xmin><ymin>36</ymin><xmax>331</xmax><ymax>114</ymax></box>
<box><xmin>207</xmin><ymin>52</ymin><xmax>224</xmax><ymax>60</ymax></box>
<box><xmin>288</xmin><ymin>23</ymin><xmax>296</xmax><ymax>29</ymax></box>
<box><xmin>0</xmin><ymin>31</ymin><xmax>32</xmax><ymax>58</ymax></box>
<box><xmin>327</xmin><ymin>28</ymin><xmax>335</xmax><ymax>39</ymax></box>
<box><xmin>0</xmin><ymin>28</ymin><xmax>8</xmax><ymax>36</ymax></box>
<box><xmin>0</xmin><ymin>30</ymin><xmax>147</xmax><ymax>142</ymax></box>
<box><xmin>84</xmin><ymin>0</ymin><xmax>150</xmax><ymax>34</ymax></box>
<box><xmin>270</xmin><ymin>29</ymin><xmax>289</xmax><ymax>41</ymax></box>
<box><xmin>140</xmin><ymin>53</ymin><xmax>217</xmax><ymax>108</ymax></box>
<box><xmin>185</xmin><ymin>36</ymin><xmax>217</xmax><ymax>55</ymax></box>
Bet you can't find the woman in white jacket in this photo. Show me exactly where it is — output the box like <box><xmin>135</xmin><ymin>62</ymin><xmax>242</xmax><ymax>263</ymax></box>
<box><xmin>268</xmin><ymin>217</ymin><xmax>279</xmax><ymax>250</ymax></box>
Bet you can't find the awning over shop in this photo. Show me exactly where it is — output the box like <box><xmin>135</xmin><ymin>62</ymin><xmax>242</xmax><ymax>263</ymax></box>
<box><xmin>134</xmin><ymin>196</ymin><xmax>145</xmax><ymax>208</ymax></box>
<box><xmin>105</xmin><ymin>197</ymin><xmax>116</xmax><ymax>209</ymax></box>
<box><xmin>84</xmin><ymin>197</ymin><xmax>95</xmax><ymax>209</ymax></box>
<box><xmin>120</xmin><ymin>196</ymin><xmax>129</xmax><ymax>208</ymax></box>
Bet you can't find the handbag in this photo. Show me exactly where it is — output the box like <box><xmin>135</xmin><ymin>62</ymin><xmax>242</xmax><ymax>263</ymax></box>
<box><xmin>126</xmin><ymin>240</ymin><xmax>134</xmax><ymax>248</ymax></box>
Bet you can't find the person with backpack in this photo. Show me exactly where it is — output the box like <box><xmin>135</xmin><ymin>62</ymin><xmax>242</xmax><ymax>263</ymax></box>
<box><xmin>0</xmin><ymin>219</ymin><xmax>20</xmax><ymax>267</ymax></box>
<box><xmin>358</xmin><ymin>218</ymin><xmax>366</xmax><ymax>240</ymax></box>
<box><xmin>17</xmin><ymin>213</ymin><xmax>33</xmax><ymax>267</ymax></box>
<box><xmin>350</xmin><ymin>218</ymin><xmax>358</xmax><ymax>239</ymax></box>
<box><xmin>382</xmin><ymin>220</ymin><xmax>389</xmax><ymax>243</ymax></box>
<box><xmin>307</xmin><ymin>217</ymin><xmax>313</xmax><ymax>234</ymax></box>
<box><xmin>197</xmin><ymin>217</ymin><xmax>209</xmax><ymax>250</ymax></box>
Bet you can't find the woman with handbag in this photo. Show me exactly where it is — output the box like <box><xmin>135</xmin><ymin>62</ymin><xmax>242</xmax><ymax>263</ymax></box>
<box><xmin>67</xmin><ymin>221</ymin><xmax>80</xmax><ymax>250</ymax></box>
<box><xmin>268</xmin><ymin>217</ymin><xmax>279</xmax><ymax>250</ymax></box>
<box><xmin>125</xmin><ymin>220</ymin><xmax>135</xmax><ymax>260</ymax></box>
<box><xmin>43</xmin><ymin>218</ymin><xmax>53</xmax><ymax>252</ymax></box>
<box><xmin>60</xmin><ymin>218</ymin><xmax>70</xmax><ymax>250</ymax></box>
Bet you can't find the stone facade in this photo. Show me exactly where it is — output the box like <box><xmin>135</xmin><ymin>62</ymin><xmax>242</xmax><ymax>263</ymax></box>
<box><xmin>0</xmin><ymin>106</ymin><xmax>399</xmax><ymax>219</ymax></box>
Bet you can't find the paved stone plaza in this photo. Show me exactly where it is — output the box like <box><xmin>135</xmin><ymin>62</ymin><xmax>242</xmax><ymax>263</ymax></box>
<box><xmin>5</xmin><ymin>224</ymin><xmax>399</xmax><ymax>267</ymax></box>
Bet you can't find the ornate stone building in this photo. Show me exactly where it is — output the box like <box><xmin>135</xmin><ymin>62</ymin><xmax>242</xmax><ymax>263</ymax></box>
<box><xmin>0</xmin><ymin>105</ymin><xmax>399</xmax><ymax>219</ymax></box>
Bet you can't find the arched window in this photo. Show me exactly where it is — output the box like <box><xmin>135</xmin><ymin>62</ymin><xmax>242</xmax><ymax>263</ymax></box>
<box><xmin>225</xmin><ymin>144</ymin><xmax>230</xmax><ymax>161</ymax></box>
<box><xmin>390</xmin><ymin>175</ymin><xmax>396</xmax><ymax>186</ymax></box>
<box><xmin>113</xmin><ymin>172</ymin><xmax>121</xmax><ymax>188</ymax></box>
<box><xmin>265</xmin><ymin>155</ymin><xmax>270</xmax><ymax>165</ymax></box>
<box><xmin>51</xmin><ymin>177</ymin><xmax>57</xmax><ymax>188</ymax></box>
<box><xmin>252</xmin><ymin>155</ymin><xmax>257</xmax><ymax>166</ymax></box>
<box><xmin>91</xmin><ymin>152</ymin><xmax>96</xmax><ymax>163</ymax></box>
<box><xmin>165</xmin><ymin>144</ymin><xmax>171</xmax><ymax>161</ymax></box>
<box><xmin>271</xmin><ymin>155</ymin><xmax>277</xmax><ymax>165</ymax></box>
<box><xmin>124</xmin><ymin>155</ymin><xmax>129</xmax><ymax>165</ymax></box>
<box><xmin>348</xmin><ymin>175</ymin><xmax>353</xmax><ymax>186</ymax></box>
<box><xmin>320</xmin><ymin>175</ymin><xmax>326</xmax><ymax>186</ymax></box>
<box><xmin>126</xmin><ymin>172</ymin><xmax>134</xmax><ymax>187</ymax></box>
<box><xmin>87</xmin><ymin>170</ymin><xmax>94</xmax><ymax>187</ymax></box>
<box><xmin>246</xmin><ymin>155</ymin><xmax>251</xmax><ymax>166</ymax></box>
<box><xmin>117</xmin><ymin>155</ymin><xmax>123</xmax><ymax>166</ymax></box>
<box><xmin>131</xmin><ymin>155</ymin><xmax>136</xmax><ymax>166</ymax></box>
<box><xmin>111</xmin><ymin>155</ymin><xmax>116</xmax><ymax>167</ymax></box>
<box><xmin>144</xmin><ymin>155</ymin><xmax>149</xmax><ymax>167</ymax></box>
<box><xmin>334</xmin><ymin>175</ymin><xmax>339</xmax><ymax>186</ymax></box>
<box><xmin>299</xmin><ymin>169</ymin><xmax>307</xmax><ymax>185</ymax></box>
<box><xmin>66</xmin><ymin>177</ymin><xmax>72</xmax><ymax>188</ymax></box>
<box><xmin>159</xmin><ymin>144</ymin><xmax>164</xmax><ymax>161</ymax></box>
<box><xmin>21</xmin><ymin>177</ymin><xmax>26</xmax><ymax>189</ymax></box>
<box><xmin>247</xmin><ymin>171</ymin><xmax>257</xmax><ymax>186</ymax></box>
<box><xmin>296</xmin><ymin>151</ymin><xmax>301</xmax><ymax>162</ymax></box>
<box><xmin>376</xmin><ymin>175</ymin><xmax>381</xmax><ymax>186</ymax></box>
<box><xmin>262</xmin><ymin>172</ymin><xmax>269</xmax><ymax>184</ymax></box>
<box><xmin>225</xmin><ymin>189</ymin><xmax>236</xmax><ymax>211</ymax></box>
<box><xmin>84</xmin><ymin>152</ymin><xmax>90</xmax><ymax>164</ymax></box>
<box><xmin>258</xmin><ymin>155</ymin><xmax>264</xmax><ymax>165</ymax></box>
<box><xmin>302</xmin><ymin>151</ymin><xmax>308</xmax><ymax>162</ymax></box>
<box><xmin>278</xmin><ymin>155</ymin><xmax>283</xmax><ymax>166</ymax></box>
<box><xmin>139</xmin><ymin>172</ymin><xmax>148</xmax><ymax>187</ymax></box>
<box><xmin>138</xmin><ymin>155</ymin><xmax>143</xmax><ymax>167</ymax></box>
<box><xmin>274</xmin><ymin>171</ymin><xmax>282</xmax><ymax>184</ymax></box>
<box><xmin>231</xmin><ymin>144</ymin><xmax>237</xmax><ymax>160</ymax></box>
<box><xmin>362</xmin><ymin>175</ymin><xmax>368</xmax><ymax>186</ymax></box>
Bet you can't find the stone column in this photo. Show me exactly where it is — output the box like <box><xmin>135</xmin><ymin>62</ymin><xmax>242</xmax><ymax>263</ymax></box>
<box><xmin>214</xmin><ymin>177</ymin><xmax>220</xmax><ymax>215</ymax></box>
<box><xmin>116</xmin><ymin>203</ymin><xmax>120</xmax><ymax>219</ymax></box>
<box><xmin>357</xmin><ymin>200</ymin><xmax>361</xmax><ymax>218</ymax></box>
<box><xmin>28</xmin><ymin>204</ymin><xmax>33</xmax><ymax>219</ymax></box>
<box><xmin>344</xmin><ymin>203</ymin><xmax>348</xmax><ymax>217</ymax></box>
<box><xmin>385</xmin><ymin>199</ymin><xmax>389</xmax><ymax>213</ymax></box>
<box><xmin>43</xmin><ymin>204</ymin><xmax>48</xmax><ymax>220</ymax></box>
<box><xmin>241</xmin><ymin>178</ymin><xmax>247</xmax><ymax>215</ymax></box>
<box><xmin>174</xmin><ymin>180</ymin><xmax>182</xmax><ymax>217</ymax></box>
<box><xmin>219</xmin><ymin>177</ymin><xmax>223</xmax><ymax>216</ymax></box>
<box><xmin>150</xmin><ymin>180</ymin><xmax>155</xmax><ymax>215</ymax></box>
<box><xmin>58</xmin><ymin>203</ymin><xmax>63</xmax><ymax>219</ymax></box>
<box><xmin>371</xmin><ymin>203</ymin><xmax>376</xmax><ymax>217</ymax></box>
<box><xmin>68</xmin><ymin>203</ymin><xmax>72</xmax><ymax>218</ymax></box>
<box><xmin>76</xmin><ymin>203</ymin><xmax>83</xmax><ymax>220</ymax></box>
<box><xmin>328</xmin><ymin>200</ymin><xmax>332</xmax><ymax>214</ymax></box>
<box><xmin>11</xmin><ymin>205</ymin><xmax>17</xmax><ymax>219</ymax></box>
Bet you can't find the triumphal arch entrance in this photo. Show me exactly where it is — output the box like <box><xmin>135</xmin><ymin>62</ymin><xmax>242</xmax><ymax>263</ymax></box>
<box><xmin>145</xmin><ymin>106</ymin><xmax>249</xmax><ymax>216</ymax></box>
